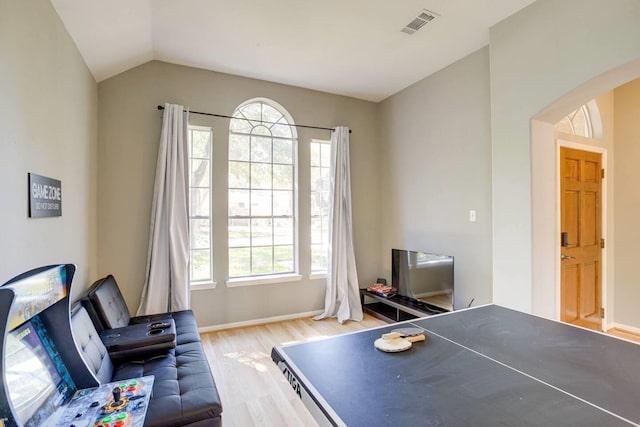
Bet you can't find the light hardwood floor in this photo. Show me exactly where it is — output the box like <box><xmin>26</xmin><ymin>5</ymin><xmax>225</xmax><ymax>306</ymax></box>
<box><xmin>200</xmin><ymin>314</ymin><xmax>386</xmax><ymax>427</ymax></box>
<box><xmin>607</xmin><ymin>327</ymin><xmax>640</xmax><ymax>343</ymax></box>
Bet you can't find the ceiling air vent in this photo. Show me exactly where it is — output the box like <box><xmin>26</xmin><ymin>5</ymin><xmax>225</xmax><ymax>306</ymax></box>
<box><xmin>401</xmin><ymin>9</ymin><xmax>439</xmax><ymax>35</ymax></box>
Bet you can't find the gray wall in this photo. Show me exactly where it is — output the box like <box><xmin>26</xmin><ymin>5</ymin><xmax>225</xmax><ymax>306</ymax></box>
<box><xmin>614</xmin><ymin>78</ymin><xmax>640</xmax><ymax>328</ymax></box>
<box><xmin>0</xmin><ymin>0</ymin><xmax>98</xmax><ymax>297</ymax></box>
<box><xmin>97</xmin><ymin>61</ymin><xmax>380</xmax><ymax>327</ymax></box>
<box><xmin>490</xmin><ymin>0</ymin><xmax>640</xmax><ymax>312</ymax></box>
<box><xmin>377</xmin><ymin>48</ymin><xmax>493</xmax><ymax>309</ymax></box>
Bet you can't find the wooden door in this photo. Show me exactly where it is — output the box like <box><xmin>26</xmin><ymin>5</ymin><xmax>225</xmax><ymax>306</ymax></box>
<box><xmin>560</xmin><ymin>147</ymin><xmax>603</xmax><ymax>331</ymax></box>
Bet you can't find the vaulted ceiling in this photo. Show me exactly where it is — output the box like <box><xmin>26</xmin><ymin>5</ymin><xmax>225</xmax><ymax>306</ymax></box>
<box><xmin>50</xmin><ymin>0</ymin><xmax>536</xmax><ymax>102</ymax></box>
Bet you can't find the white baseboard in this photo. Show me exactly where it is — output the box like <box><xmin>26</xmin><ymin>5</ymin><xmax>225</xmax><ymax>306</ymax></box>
<box><xmin>607</xmin><ymin>322</ymin><xmax>640</xmax><ymax>335</ymax></box>
<box><xmin>198</xmin><ymin>309</ymin><xmax>324</xmax><ymax>333</ymax></box>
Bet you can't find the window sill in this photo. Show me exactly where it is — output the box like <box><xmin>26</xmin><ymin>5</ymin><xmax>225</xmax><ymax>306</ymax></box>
<box><xmin>226</xmin><ymin>273</ymin><xmax>302</xmax><ymax>287</ymax></box>
<box><xmin>309</xmin><ymin>272</ymin><xmax>327</xmax><ymax>280</ymax></box>
<box><xmin>190</xmin><ymin>281</ymin><xmax>217</xmax><ymax>291</ymax></box>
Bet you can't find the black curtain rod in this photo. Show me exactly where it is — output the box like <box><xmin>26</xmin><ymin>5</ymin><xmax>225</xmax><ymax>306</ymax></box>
<box><xmin>157</xmin><ymin>105</ymin><xmax>351</xmax><ymax>133</ymax></box>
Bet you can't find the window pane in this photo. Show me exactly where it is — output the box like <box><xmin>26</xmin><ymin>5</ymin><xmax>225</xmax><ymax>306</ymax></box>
<box><xmin>555</xmin><ymin>117</ymin><xmax>573</xmax><ymax>134</ymax></box>
<box><xmin>274</xmin><ymin>245</ymin><xmax>294</xmax><ymax>273</ymax></box>
<box><xmin>189</xmin><ymin>127</ymin><xmax>213</xmax><ymax>285</ymax></box>
<box><xmin>311</xmin><ymin>192</ymin><xmax>328</xmax><ymax>216</ymax></box>
<box><xmin>252</xmin><ymin>247</ymin><xmax>273</xmax><ymax>274</ymax></box>
<box><xmin>311</xmin><ymin>245</ymin><xmax>328</xmax><ymax>272</ymax></box>
<box><xmin>251</xmin><ymin>190</ymin><xmax>272</xmax><ymax>216</ymax></box>
<box><xmin>251</xmin><ymin>218</ymin><xmax>273</xmax><ymax>246</ymax></box>
<box><xmin>311</xmin><ymin>167</ymin><xmax>321</xmax><ymax>192</ymax></box>
<box><xmin>240</xmin><ymin>103</ymin><xmax>262</xmax><ymax>123</ymax></box>
<box><xmin>191</xmin><ymin>130</ymin><xmax>211</xmax><ymax>158</ymax></box>
<box><xmin>191</xmin><ymin>159</ymin><xmax>210</xmax><ymax>188</ymax></box>
<box><xmin>273</xmin><ymin>191</ymin><xmax>292</xmax><ymax>216</ymax></box>
<box><xmin>229</xmin><ymin>218</ymin><xmax>250</xmax><ymax>247</ymax></box>
<box><xmin>320</xmin><ymin>143</ymin><xmax>331</xmax><ymax>167</ymax></box>
<box><xmin>571</xmin><ymin>107</ymin><xmax>588</xmax><ymax>137</ymax></box>
<box><xmin>262</xmin><ymin>103</ymin><xmax>283</xmax><ymax>124</ymax></box>
<box><xmin>311</xmin><ymin>198</ymin><xmax>321</xmax><ymax>220</ymax></box>
<box><xmin>273</xmin><ymin>139</ymin><xmax>292</xmax><ymax>164</ymax></box>
<box><xmin>273</xmin><ymin>164</ymin><xmax>292</xmax><ymax>190</ymax></box>
<box><xmin>310</xmin><ymin>143</ymin><xmax>320</xmax><ymax>167</ymax></box>
<box><xmin>271</xmin><ymin>122</ymin><xmax>292</xmax><ymax>138</ymax></box>
<box><xmin>321</xmin><ymin>168</ymin><xmax>330</xmax><ymax>191</ymax></box>
<box><xmin>191</xmin><ymin>219</ymin><xmax>210</xmax><ymax>249</ymax></box>
<box><xmin>229</xmin><ymin>247</ymin><xmax>251</xmax><ymax>277</ymax></box>
<box><xmin>310</xmin><ymin>141</ymin><xmax>330</xmax><ymax>275</ymax></box>
<box><xmin>191</xmin><ymin>249</ymin><xmax>211</xmax><ymax>281</ymax></box>
<box><xmin>229</xmin><ymin>161</ymin><xmax>250</xmax><ymax>188</ymax></box>
<box><xmin>274</xmin><ymin>218</ymin><xmax>293</xmax><ymax>245</ymax></box>
<box><xmin>311</xmin><ymin>217</ymin><xmax>323</xmax><ymax>244</ymax></box>
<box><xmin>253</xmin><ymin>125</ymin><xmax>271</xmax><ymax>136</ymax></box>
<box><xmin>251</xmin><ymin>163</ymin><xmax>272</xmax><ymax>189</ymax></box>
<box><xmin>320</xmin><ymin>191</ymin><xmax>330</xmax><ymax>215</ymax></box>
<box><xmin>229</xmin><ymin>134</ymin><xmax>250</xmax><ymax>160</ymax></box>
<box><xmin>191</xmin><ymin>188</ymin><xmax>210</xmax><ymax>216</ymax></box>
<box><xmin>229</xmin><ymin>189</ymin><xmax>250</xmax><ymax>216</ymax></box>
<box><xmin>230</xmin><ymin>117</ymin><xmax>252</xmax><ymax>134</ymax></box>
<box><xmin>251</xmin><ymin>136</ymin><xmax>272</xmax><ymax>162</ymax></box>
<box><xmin>321</xmin><ymin>216</ymin><xmax>329</xmax><ymax>242</ymax></box>
<box><xmin>228</xmin><ymin>101</ymin><xmax>298</xmax><ymax>280</ymax></box>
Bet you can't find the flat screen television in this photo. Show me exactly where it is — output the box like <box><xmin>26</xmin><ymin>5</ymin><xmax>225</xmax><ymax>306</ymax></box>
<box><xmin>392</xmin><ymin>248</ymin><xmax>454</xmax><ymax>311</ymax></box>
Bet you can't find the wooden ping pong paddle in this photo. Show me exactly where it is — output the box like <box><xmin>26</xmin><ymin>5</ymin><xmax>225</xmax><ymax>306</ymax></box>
<box><xmin>391</xmin><ymin>327</ymin><xmax>426</xmax><ymax>343</ymax></box>
<box><xmin>374</xmin><ymin>336</ymin><xmax>412</xmax><ymax>352</ymax></box>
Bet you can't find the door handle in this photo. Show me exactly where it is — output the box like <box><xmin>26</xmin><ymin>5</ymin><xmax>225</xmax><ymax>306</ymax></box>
<box><xmin>561</xmin><ymin>254</ymin><xmax>575</xmax><ymax>261</ymax></box>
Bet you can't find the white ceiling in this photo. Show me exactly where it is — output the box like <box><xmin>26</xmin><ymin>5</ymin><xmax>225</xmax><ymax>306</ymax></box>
<box><xmin>50</xmin><ymin>0</ymin><xmax>536</xmax><ymax>102</ymax></box>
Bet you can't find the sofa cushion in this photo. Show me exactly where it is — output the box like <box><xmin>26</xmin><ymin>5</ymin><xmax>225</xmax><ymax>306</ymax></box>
<box><xmin>89</xmin><ymin>276</ymin><xmax>201</xmax><ymax>346</ymax></box>
<box><xmin>88</xmin><ymin>275</ymin><xmax>131</xmax><ymax>329</ymax></box>
<box><xmin>70</xmin><ymin>305</ymin><xmax>113</xmax><ymax>384</ymax></box>
<box><xmin>112</xmin><ymin>342</ymin><xmax>222</xmax><ymax>426</ymax></box>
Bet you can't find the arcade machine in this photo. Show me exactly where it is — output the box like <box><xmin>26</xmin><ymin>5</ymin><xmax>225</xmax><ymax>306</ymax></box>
<box><xmin>0</xmin><ymin>264</ymin><xmax>154</xmax><ymax>427</ymax></box>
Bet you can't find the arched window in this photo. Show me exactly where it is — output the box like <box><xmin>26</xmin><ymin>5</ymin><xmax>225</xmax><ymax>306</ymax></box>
<box><xmin>555</xmin><ymin>100</ymin><xmax>602</xmax><ymax>139</ymax></box>
<box><xmin>228</xmin><ymin>99</ymin><xmax>298</xmax><ymax>279</ymax></box>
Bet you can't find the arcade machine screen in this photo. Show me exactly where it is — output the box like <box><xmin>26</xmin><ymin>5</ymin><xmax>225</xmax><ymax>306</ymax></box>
<box><xmin>2</xmin><ymin>265</ymin><xmax>75</xmax><ymax>426</ymax></box>
<box><xmin>5</xmin><ymin>319</ymin><xmax>75</xmax><ymax>426</ymax></box>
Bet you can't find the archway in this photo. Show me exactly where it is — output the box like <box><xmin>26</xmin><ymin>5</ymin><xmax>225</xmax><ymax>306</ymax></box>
<box><xmin>531</xmin><ymin>61</ymin><xmax>640</xmax><ymax>333</ymax></box>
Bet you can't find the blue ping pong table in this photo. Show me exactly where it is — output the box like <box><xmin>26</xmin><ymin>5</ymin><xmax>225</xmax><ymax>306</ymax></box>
<box><xmin>271</xmin><ymin>304</ymin><xmax>640</xmax><ymax>427</ymax></box>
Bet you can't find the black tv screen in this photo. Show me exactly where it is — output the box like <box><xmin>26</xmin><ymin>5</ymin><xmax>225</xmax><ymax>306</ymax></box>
<box><xmin>392</xmin><ymin>249</ymin><xmax>454</xmax><ymax>311</ymax></box>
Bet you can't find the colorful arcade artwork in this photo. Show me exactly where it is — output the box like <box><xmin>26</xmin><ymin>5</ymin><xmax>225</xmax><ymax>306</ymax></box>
<box><xmin>4</xmin><ymin>265</ymin><xmax>67</xmax><ymax>331</ymax></box>
<box><xmin>54</xmin><ymin>376</ymin><xmax>154</xmax><ymax>427</ymax></box>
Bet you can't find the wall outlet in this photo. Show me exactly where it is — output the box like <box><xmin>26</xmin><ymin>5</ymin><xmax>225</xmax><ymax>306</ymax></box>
<box><xmin>469</xmin><ymin>210</ymin><xmax>476</xmax><ymax>222</ymax></box>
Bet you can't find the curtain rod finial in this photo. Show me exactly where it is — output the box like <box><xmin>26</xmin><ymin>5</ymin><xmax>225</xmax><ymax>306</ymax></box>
<box><xmin>157</xmin><ymin>105</ymin><xmax>165</xmax><ymax>111</ymax></box>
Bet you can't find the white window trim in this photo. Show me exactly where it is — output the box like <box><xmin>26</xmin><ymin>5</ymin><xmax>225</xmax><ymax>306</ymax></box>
<box><xmin>191</xmin><ymin>280</ymin><xmax>218</xmax><ymax>290</ymax></box>
<box><xmin>310</xmin><ymin>138</ymin><xmax>331</xmax><ymax>275</ymax></box>
<box><xmin>226</xmin><ymin>273</ymin><xmax>302</xmax><ymax>287</ymax></box>
<box><xmin>188</xmin><ymin>125</ymin><xmax>214</xmax><ymax>286</ymax></box>
<box><xmin>227</xmin><ymin>98</ymin><xmax>300</xmax><ymax>280</ymax></box>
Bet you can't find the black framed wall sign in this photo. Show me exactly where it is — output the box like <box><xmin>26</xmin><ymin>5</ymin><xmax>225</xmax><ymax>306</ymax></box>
<box><xmin>28</xmin><ymin>173</ymin><xmax>62</xmax><ymax>217</ymax></box>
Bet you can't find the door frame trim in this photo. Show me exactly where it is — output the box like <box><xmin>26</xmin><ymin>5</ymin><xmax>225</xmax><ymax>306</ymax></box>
<box><xmin>556</xmin><ymin>140</ymin><xmax>608</xmax><ymax>330</ymax></box>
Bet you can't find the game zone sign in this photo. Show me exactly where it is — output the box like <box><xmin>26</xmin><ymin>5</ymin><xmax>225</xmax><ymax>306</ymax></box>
<box><xmin>28</xmin><ymin>173</ymin><xmax>62</xmax><ymax>217</ymax></box>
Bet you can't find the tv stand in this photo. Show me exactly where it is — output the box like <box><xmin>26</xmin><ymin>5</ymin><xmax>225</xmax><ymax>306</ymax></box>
<box><xmin>359</xmin><ymin>289</ymin><xmax>448</xmax><ymax>323</ymax></box>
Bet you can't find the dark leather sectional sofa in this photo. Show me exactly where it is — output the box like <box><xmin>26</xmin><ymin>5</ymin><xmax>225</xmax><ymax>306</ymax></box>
<box><xmin>72</xmin><ymin>275</ymin><xmax>223</xmax><ymax>426</ymax></box>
